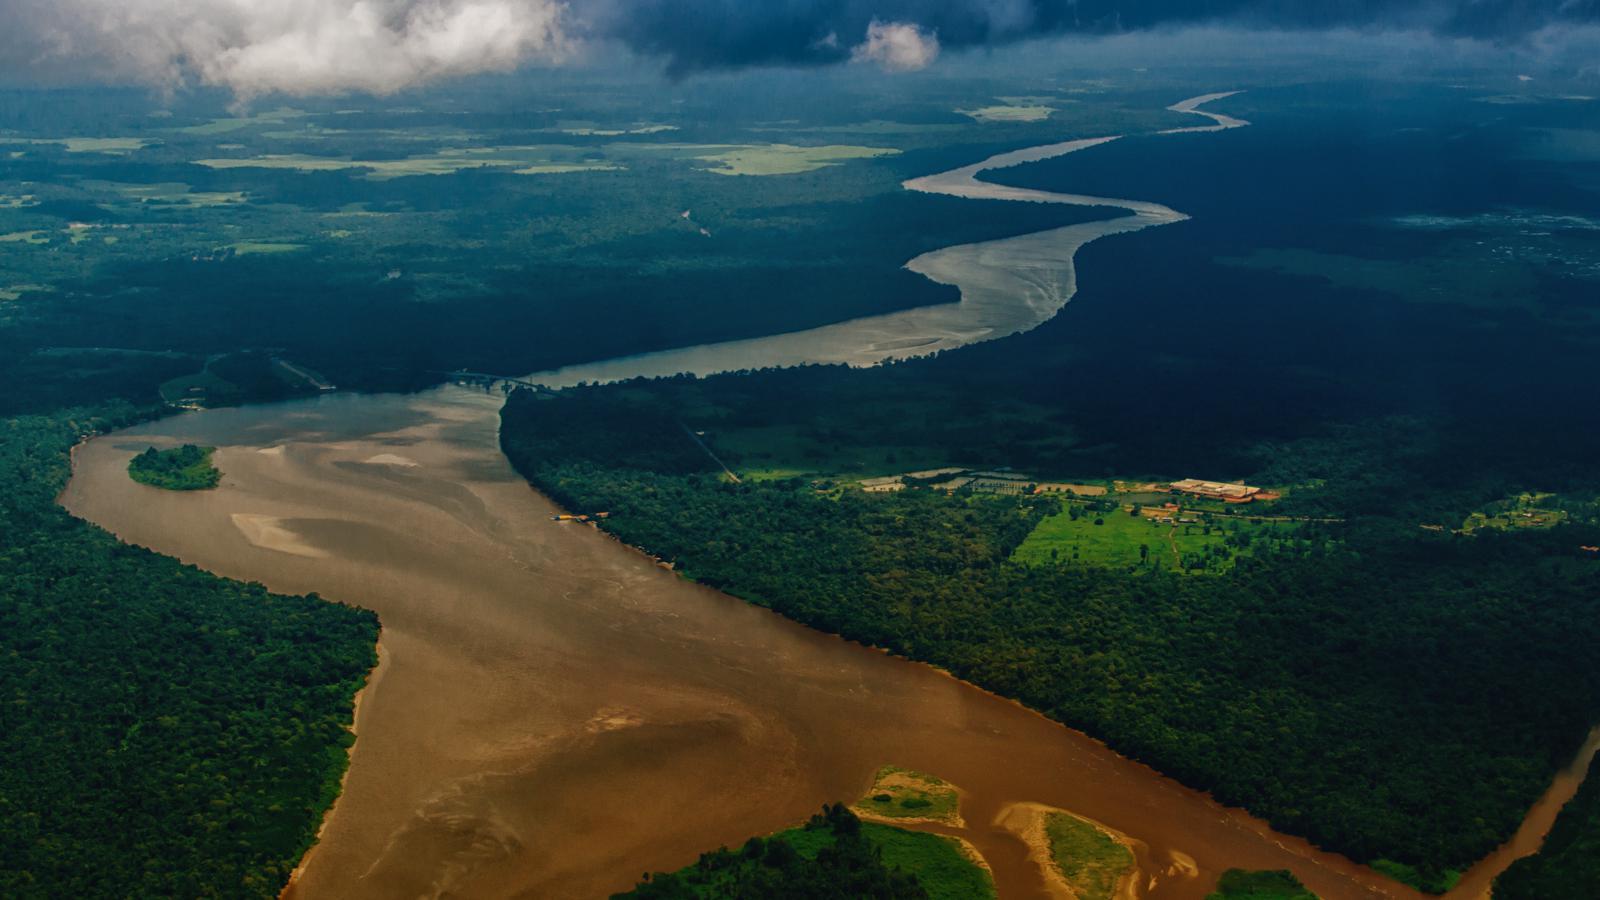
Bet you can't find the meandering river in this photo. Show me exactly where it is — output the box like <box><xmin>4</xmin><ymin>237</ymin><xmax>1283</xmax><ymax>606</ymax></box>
<box><xmin>61</xmin><ymin>94</ymin><xmax>1589</xmax><ymax>899</ymax></box>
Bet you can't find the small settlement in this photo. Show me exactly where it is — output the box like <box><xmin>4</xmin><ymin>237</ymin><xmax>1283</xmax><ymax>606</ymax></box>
<box><xmin>1167</xmin><ymin>479</ymin><xmax>1281</xmax><ymax>504</ymax></box>
<box><xmin>855</xmin><ymin>469</ymin><xmax>1278</xmax><ymax>503</ymax></box>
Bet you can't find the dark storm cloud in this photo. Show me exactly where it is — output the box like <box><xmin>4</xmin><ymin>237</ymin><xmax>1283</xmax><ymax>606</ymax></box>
<box><xmin>588</xmin><ymin>0</ymin><xmax>1600</xmax><ymax>74</ymax></box>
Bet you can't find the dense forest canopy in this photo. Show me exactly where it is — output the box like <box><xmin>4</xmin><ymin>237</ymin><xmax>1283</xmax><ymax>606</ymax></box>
<box><xmin>0</xmin><ymin>405</ymin><xmax>378</xmax><ymax>897</ymax></box>
<box><xmin>127</xmin><ymin>444</ymin><xmax>221</xmax><ymax>491</ymax></box>
<box><xmin>617</xmin><ymin>805</ymin><xmax>931</xmax><ymax>900</ymax></box>
<box><xmin>502</xmin><ymin>375</ymin><xmax>1600</xmax><ymax>891</ymax></box>
<box><xmin>0</xmin><ymin>69</ymin><xmax>1597</xmax><ymax>898</ymax></box>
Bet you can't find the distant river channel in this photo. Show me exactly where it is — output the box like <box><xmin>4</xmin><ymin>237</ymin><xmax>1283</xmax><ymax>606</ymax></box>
<box><xmin>61</xmin><ymin>95</ymin><xmax>1593</xmax><ymax>899</ymax></box>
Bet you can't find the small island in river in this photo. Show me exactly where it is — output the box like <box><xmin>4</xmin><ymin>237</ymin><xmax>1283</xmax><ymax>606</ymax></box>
<box><xmin>128</xmin><ymin>445</ymin><xmax>221</xmax><ymax>491</ymax></box>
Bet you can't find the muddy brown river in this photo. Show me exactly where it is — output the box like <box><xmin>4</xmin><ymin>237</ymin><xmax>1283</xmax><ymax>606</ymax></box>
<box><xmin>60</xmin><ymin>389</ymin><xmax>1596</xmax><ymax>900</ymax></box>
<box><xmin>59</xmin><ymin>93</ymin><xmax>1597</xmax><ymax>899</ymax></box>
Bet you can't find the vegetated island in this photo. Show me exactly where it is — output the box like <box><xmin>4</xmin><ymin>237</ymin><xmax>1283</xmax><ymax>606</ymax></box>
<box><xmin>1006</xmin><ymin>803</ymin><xmax>1136</xmax><ymax>900</ymax></box>
<box><xmin>1207</xmin><ymin>868</ymin><xmax>1319</xmax><ymax>899</ymax></box>
<box><xmin>615</xmin><ymin>803</ymin><xmax>992</xmax><ymax>900</ymax></box>
<box><xmin>851</xmin><ymin>766</ymin><xmax>965</xmax><ymax>828</ymax></box>
<box><xmin>128</xmin><ymin>443</ymin><xmax>221</xmax><ymax>490</ymax></box>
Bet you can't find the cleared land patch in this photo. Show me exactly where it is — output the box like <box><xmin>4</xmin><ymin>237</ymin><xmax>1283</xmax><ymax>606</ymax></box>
<box><xmin>93</xmin><ymin>181</ymin><xmax>249</xmax><ymax>208</ymax></box>
<box><xmin>959</xmin><ymin>105</ymin><xmax>1055</xmax><ymax>123</ymax></box>
<box><xmin>556</xmin><ymin>123</ymin><xmax>678</xmax><ymax>136</ymax></box>
<box><xmin>176</xmin><ymin>107</ymin><xmax>309</xmax><ymax>136</ymax></box>
<box><xmin>1012</xmin><ymin>503</ymin><xmax>1300</xmax><ymax>573</ymax></box>
<box><xmin>0</xmin><ymin>284</ymin><xmax>51</xmax><ymax>301</ymax></box>
<box><xmin>230</xmin><ymin>242</ymin><xmax>306</xmax><ymax>256</ymax></box>
<box><xmin>1</xmin><ymin>137</ymin><xmax>155</xmax><ymax>154</ymax></box>
<box><xmin>677</xmin><ymin>143</ymin><xmax>900</xmax><ymax>175</ymax></box>
<box><xmin>1460</xmin><ymin>492</ymin><xmax>1571</xmax><ymax>533</ymax></box>
<box><xmin>193</xmin><ymin>147</ymin><xmax>622</xmax><ymax>180</ymax></box>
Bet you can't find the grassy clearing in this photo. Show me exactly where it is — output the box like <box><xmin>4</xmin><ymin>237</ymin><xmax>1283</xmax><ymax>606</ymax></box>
<box><xmin>194</xmin><ymin>148</ymin><xmax>622</xmax><ymax>180</ymax></box>
<box><xmin>0</xmin><ymin>284</ymin><xmax>51</xmax><ymax>301</ymax></box>
<box><xmin>1012</xmin><ymin>502</ymin><xmax>1310</xmax><ymax>573</ymax></box>
<box><xmin>556</xmin><ymin>123</ymin><xmax>678</xmax><ymax>136</ymax></box>
<box><xmin>1461</xmin><ymin>492</ymin><xmax>1569</xmax><ymax>533</ymax></box>
<box><xmin>688</xmin><ymin>143</ymin><xmax>899</xmax><ymax>175</ymax></box>
<box><xmin>512</xmin><ymin>163</ymin><xmax>624</xmax><ymax>175</ymax></box>
<box><xmin>96</xmin><ymin>181</ymin><xmax>249</xmax><ymax>208</ymax></box>
<box><xmin>959</xmin><ymin>105</ymin><xmax>1055</xmax><ymax>122</ymax></box>
<box><xmin>0</xmin><ymin>230</ymin><xmax>49</xmax><ymax>244</ymax></box>
<box><xmin>1042</xmin><ymin>811</ymin><xmax>1135</xmax><ymax>900</ymax></box>
<box><xmin>1</xmin><ymin>137</ymin><xmax>154</xmax><ymax>154</ymax></box>
<box><xmin>1206</xmin><ymin>868</ymin><xmax>1318</xmax><ymax>899</ymax></box>
<box><xmin>176</xmin><ymin>107</ymin><xmax>308</xmax><ymax>136</ymax></box>
<box><xmin>852</xmin><ymin>766</ymin><xmax>964</xmax><ymax>826</ymax></box>
<box><xmin>230</xmin><ymin>242</ymin><xmax>305</xmax><ymax>256</ymax></box>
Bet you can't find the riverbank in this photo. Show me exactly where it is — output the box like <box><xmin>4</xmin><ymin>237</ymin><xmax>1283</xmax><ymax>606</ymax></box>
<box><xmin>519</xmin><ymin>93</ymin><xmax>1241</xmax><ymax>391</ymax></box>
<box><xmin>56</xmin><ymin>89</ymin><xmax>1600</xmax><ymax>899</ymax></box>
<box><xmin>61</xmin><ymin>386</ymin><xmax>1428</xmax><ymax>899</ymax></box>
<box><xmin>280</xmin><ymin>639</ymin><xmax>389</xmax><ymax>898</ymax></box>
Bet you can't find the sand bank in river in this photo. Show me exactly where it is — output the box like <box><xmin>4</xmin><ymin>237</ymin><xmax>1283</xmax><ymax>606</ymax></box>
<box><xmin>996</xmin><ymin>801</ymin><xmax>1150</xmax><ymax>900</ymax></box>
<box><xmin>230</xmin><ymin>513</ymin><xmax>329</xmax><ymax>558</ymax></box>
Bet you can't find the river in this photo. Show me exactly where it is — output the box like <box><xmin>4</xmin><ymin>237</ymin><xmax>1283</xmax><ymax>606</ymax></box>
<box><xmin>59</xmin><ymin>94</ymin><xmax>1590</xmax><ymax>899</ymax></box>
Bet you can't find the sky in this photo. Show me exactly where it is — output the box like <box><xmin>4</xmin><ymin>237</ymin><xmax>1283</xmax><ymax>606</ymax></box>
<box><xmin>0</xmin><ymin>0</ymin><xmax>1597</xmax><ymax>97</ymax></box>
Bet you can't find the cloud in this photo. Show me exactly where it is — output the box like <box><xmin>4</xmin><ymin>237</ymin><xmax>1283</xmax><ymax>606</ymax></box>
<box><xmin>2</xmin><ymin>0</ymin><xmax>568</xmax><ymax>97</ymax></box>
<box><xmin>3</xmin><ymin>1</ymin><xmax>1600</xmax><ymax>95</ymax></box>
<box><xmin>852</xmin><ymin>20</ymin><xmax>940</xmax><ymax>72</ymax></box>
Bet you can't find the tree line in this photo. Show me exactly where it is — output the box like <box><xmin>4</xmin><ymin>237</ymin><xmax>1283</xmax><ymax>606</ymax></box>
<box><xmin>0</xmin><ymin>405</ymin><xmax>379</xmax><ymax>898</ymax></box>
<box><xmin>504</xmin><ymin>384</ymin><xmax>1600</xmax><ymax>892</ymax></box>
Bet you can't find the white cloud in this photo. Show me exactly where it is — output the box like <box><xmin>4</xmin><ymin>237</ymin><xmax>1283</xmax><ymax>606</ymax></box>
<box><xmin>7</xmin><ymin>0</ymin><xmax>569</xmax><ymax>98</ymax></box>
<box><xmin>851</xmin><ymin>20</ymin><xmax>939</xmax><ymax>72</ymax></box>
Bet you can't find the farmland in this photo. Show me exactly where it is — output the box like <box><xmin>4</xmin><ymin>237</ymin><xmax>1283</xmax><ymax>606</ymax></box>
<box><xmin>1011</xmin><ymin>502</ymin><xmax>1307</xmax><ymax>573</ymax></box>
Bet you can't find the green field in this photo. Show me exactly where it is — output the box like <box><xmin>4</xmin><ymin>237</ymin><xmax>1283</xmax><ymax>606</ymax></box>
<box><xmin>1011</xmin><ymin>503</ymin><xmax>1297</xmax><ymax>573</ymax></box>
<box><xmin>1461</xmin><ymin>492</ymin><xmax>1571</xmax><ymax>533</ymax></box>
<box><xmin>689</xmin><ymin>143</ymin><xmax>900</xmax><ymax>175</ymax></box>
<box><xmin>193</xmin><ymin>147</ymin><xmax>623</xmax><ymax>179</ymax></box>
<box><xmin>959</xmin><ymin>104</ymin><xmax>1055</xmax><ymax>122</ymax></box>
<box><xmin>1043</xmin><ymin>811</ymin><xmax>1135</xmax><ymax>900</ymax></box>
